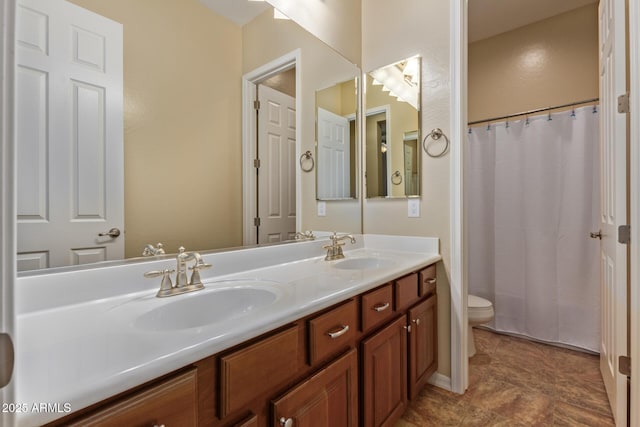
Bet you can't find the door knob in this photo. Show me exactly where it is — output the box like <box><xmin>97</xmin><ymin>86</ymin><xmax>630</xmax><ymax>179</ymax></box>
<box><xmin>98</xmin><ymin>227</ymin><xmax>121</xmax><ymax>238</ymax></box>
<box><xmin>590</xmin><ymin>230</ymin><xmax>602</xmax><ymax>239</ymax></box>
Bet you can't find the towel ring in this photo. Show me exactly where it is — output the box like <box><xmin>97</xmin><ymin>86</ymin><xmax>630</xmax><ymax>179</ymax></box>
<box><xmin>423</xmin><ymin>128</ymin><xmax>450</xmax><ymax>158</ymax></box>
<box><xmin>299</xmin><ymin>150</ymin><xmax>314</xmax><ymax>172</ymax></box>
<box><xmin>391</xmin><ymin>171</ymin><xmax>403</xmax><ymax>185</ymax></box>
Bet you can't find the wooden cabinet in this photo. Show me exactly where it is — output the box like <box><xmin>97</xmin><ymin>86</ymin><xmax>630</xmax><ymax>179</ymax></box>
<box><xmin>408</xmin><ymin>294</ymin><xmax>438</xmax><ymax>400</ymax></box>
<box><xmin>65</xmin><ymin>369</ymin><xmax>198</xmax><ymax>427</ymax></box>
<box><xmin>48</xmin><ymin>263</ymin><xmax>438</xmax><ymax>427</ymax></box>
<box><xmin>272</xmin><ymin>349</ymin><xmax>358</xmax><ymax>427</ymax></box>
<box><xmin>361</xmin><ymin>316</ymin><xmax>407</xmax><ymax>427</ymax></box>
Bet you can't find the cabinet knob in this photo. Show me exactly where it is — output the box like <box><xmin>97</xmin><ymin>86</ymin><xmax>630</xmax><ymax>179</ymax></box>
<box><xmin>404</xmin><ymin>324</ymin><xmax>412</xmax><ymax>333</ymax></box>
<box><xmin>280</xmin><ymin>417</ymin><xmax>294</xmax><ymax>427</ymax></box>
<box><xmin>412</xmin><ymin>318</ymin><xmax>421</xmax><ymax>326</ymax></box>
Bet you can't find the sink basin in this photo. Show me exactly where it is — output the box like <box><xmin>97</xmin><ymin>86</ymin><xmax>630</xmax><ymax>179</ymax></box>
<box><xmin>333</xmin><ymin>257</ymin><xmax>395</xmax><ymax>271</ymax></box>
<box><xmin>134</xmin><ymin>281</ymin><xmax>283</xmax><ymax>331</ymax></box>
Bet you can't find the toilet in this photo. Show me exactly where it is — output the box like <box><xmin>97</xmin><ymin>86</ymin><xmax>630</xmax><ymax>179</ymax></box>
<box><xmin>467</xmin><ymin>294</ymin><xmax>495</xmax><ymax>357</ymax></box>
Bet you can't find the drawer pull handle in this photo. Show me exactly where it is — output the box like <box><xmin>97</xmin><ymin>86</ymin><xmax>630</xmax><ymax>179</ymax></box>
<box><xmin>280</xmin><ymin>417</ymin><xmax>294</xmax><ymax>427</ymax></box>
<box><xmin>426</xmin><ymin>278</ymin><xmax>437</xmax><ymax>284</ymax></box>
<box><xmin>327</xmin><ymin>325</ymin><xmax>350</xmax><ymax>339</ymax></box>
<box><xmin>373</xmin><ymin>302</ymin><xmax>390</xmax><ymax>312</ymax></box>
<box><xmin>412</xmin><ymin>318</ymin><xmax>421</xmax><ymax>326</ymax></box>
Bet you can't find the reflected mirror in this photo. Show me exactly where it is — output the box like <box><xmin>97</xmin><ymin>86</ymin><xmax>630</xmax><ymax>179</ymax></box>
<box><xmin>364</xmin><ymin>56</ymin><xmax>421</xmax><ymax>198</ymax></box>
<box><xmin>15</xmin><ymin>0</ymin><xmax>361</xmax><ymax>273</ymax></box>
<box><xmin>315</xmin><ymin>78</ymin><xmax>358</xmax><ymax>200</ymax></box>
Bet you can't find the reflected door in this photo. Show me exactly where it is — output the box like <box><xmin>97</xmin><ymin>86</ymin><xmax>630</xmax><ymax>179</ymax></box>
<box><xmin>16</xmin><ymin>0</ymin><xmax>124</xmax><ymax>271</ymax></box>
<box><xmin>257</xmin><ymin>85</ymin><xmax>296</xmax><ymax>244</ymax></box>
<box><xmin>317</xmin><ymin>107</ymin><xmax>350</xmax><ymax>199</ymax></box>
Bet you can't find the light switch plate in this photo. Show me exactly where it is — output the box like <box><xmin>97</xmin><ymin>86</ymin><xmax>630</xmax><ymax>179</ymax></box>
<box><xmin>408</xmin><ymin>199</ymin><xmax>420</xmax><ymax>218</ymax></box>
<box><xmin>317</xmin><ymin>201</ymin><xmax>326</xmax><ymax>217</ymax></box>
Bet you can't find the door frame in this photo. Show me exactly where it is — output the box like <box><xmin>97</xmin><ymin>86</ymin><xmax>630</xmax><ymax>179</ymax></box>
<box><xmin>449</xmin><ymin>0</ymin><xmax>468</xmax><ymax>394</ymax></box>
<box><xmin>629</xmin><ymin>0</ymin><xmax>640</xmax><ymax>423</ymax></box>
<box><xmin>362</xmin><ymin>105</ymin><xmax>391</xmax><ymax>196</ymax></box>
<box><xmin>0</xmin><ymin>0</ymin><xmax>17</xmax><ymax>425</ymax></box>
<box><xmin>242</xmin><ymin>49</ymin><xmax>301</xmax><ymax>246</ymax></box>
<box><xmin>451</xmin><ymin>0</ymin><xmax>640</xmax><ymax>420</ymax></box>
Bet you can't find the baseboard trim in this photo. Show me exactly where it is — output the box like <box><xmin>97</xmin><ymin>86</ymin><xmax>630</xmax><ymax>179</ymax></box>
<box><xmin>428</xmin><ymin>372</ymin><xmax>453</xmax><ymax>392</ymax></box>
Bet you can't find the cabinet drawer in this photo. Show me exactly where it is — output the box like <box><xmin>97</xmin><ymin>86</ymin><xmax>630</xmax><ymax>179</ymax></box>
<box><xmin>361</xmin><ymin>284</ymin><xmax>394</xmax><ymax>332</ymax></box>
<box><xmin>219</xmin><ymin>324</ymin><xmax>300</xmax><ymax>418</ymax></box>
<box><xmin>394</xmin><ymin>273</ymin><xmax>419</xmax><ymax>311</ymax></box>
<box><xmin>309</xmin><ymin>299</ymin><xmax>358</xmax><ymax>365</ymax></box>
<box><xmin>419</xmin><ymin>264</ymin><xmax>437</xmax><ymax>297</ymax></box>
<box><xmin>66</xmin><ymin>369</ymin><xmax>197</xmax><ymax>427</ymax></box>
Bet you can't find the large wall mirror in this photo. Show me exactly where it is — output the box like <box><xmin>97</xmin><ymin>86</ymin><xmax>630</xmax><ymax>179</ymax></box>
<box><xmin>15</xmin><ymin>0</ymin><xmax>361</xmax><ymax>273</ymax></box>
<box><xmin>364</xmin><ymin>56</ymin><xmax>421</xmax><ymax>198</ymax></box>
<box><xmin>315</xmin><ymin>78</ymin><xmax>358</xmax><ymax>200</ymax></box>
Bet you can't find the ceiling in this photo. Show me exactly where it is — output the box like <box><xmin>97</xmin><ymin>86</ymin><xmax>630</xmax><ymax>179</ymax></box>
<box><xmin>198</xmin><ymin>0</ymin><xmax>270</xmax><ymax>26</ymax></box>
<box><xmin>469</xmin><ymin>0</ymin><xmax>598</xmax><ymax>43</ymax></box>
<box><xmin>200</xmin><ymin>1</ymin><xmax>599</xmax><ymax>42</ymax></box>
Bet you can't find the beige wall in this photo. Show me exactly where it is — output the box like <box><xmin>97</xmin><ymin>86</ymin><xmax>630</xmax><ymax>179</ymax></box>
<box><xmin>70</xmin><ymin>0</ymin><xmax>243</xmax><ymax>258</ymax></box>
<box><xmin>468</xmin><ymin>4</ymin><xmax>598</xmax><ymax>123</ymax></box>
<box><xmin>244</xmin><ymin>9</ymin><xmax>361</xmax><ymax>234</ymax></box>
<box><xmin>267</xmin><ymin>0</ymin><xmax>362</xmax><ymax>66</ymax></box>
<box><xmin>362</xmin><ymin>0</ymin><xmax>452</xmax><ymax>377</ymax></box>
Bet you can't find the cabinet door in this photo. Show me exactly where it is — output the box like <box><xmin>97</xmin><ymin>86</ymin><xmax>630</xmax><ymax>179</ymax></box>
<box><xmin>408</xmin><ymin>294</ymin><xmax>437</xmax><ymax>400</ymax></box>
<box><xmin>272</xmin><ymin>349</ymin><xmax>358</xmax><ymax>427</ymax></box>
<box><xmin>361</xmin><ymin>316</ymin><xmax>407</xmax><ymax>427</ymax></box>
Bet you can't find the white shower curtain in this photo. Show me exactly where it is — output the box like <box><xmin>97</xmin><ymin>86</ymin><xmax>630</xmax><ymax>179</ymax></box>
<box><xmin>466</xmin><ymin>105</ymin><xmax>601</xmax><ymax>352</ymax></box>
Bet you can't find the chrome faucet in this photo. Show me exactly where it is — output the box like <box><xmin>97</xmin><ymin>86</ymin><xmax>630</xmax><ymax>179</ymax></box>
<box><xmin>142</xmin><ymin>242</ymin><xmax>165</xmax><ymax>256</ymax></box>
<box><xmin>323</xmin><ymin>232</ymin><xmax>356</xmax><ymax>261</ymax></box>
<box><xmin>144</xmin><ymin>247</ymin><xmax>211</xmax><ymax>297</ymax></box>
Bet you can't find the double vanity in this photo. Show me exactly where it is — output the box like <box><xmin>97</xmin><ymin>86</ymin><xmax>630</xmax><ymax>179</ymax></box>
<box><xmin>15</xmin><ymin>234</ymin><xmax>440</xmax><ymax>426</ymax></box>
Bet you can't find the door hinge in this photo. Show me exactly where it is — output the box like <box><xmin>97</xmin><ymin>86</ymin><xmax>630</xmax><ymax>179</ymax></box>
<box><xmin>619</xmin><ymin>355</ymin><xmax>631</xmax><ymax>376</ymax></box>
<box><xmin>254</xmin><ymin>100</ymin><xmax>260</xmax><ymax>110</ymax></box>
<box><xmin>618</xmin><ymin>225</ymin><xmax>630</xmax><ymax>244</ymax></box>
<box><xmin>0</xmin><ymin>333</ymin><xmax>15</xmax><ymax>388</ymax></box>
<box><xmin>617</xmin><ymin>93</ymin><xmax>630</xmax><ymax>113</ymax></box>
<box><xmin>254</xmin><ymin>158</ymin><xmax>260</xmax><ymax>168</ymax></box>
<box><xmin>254</xmin><ymin>217</ymin><xmax>261</xmax><ymax>227</ymax></box>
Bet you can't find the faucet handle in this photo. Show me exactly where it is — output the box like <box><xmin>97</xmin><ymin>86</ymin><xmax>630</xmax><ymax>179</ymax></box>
<box><xmin>189</xmin><ymin>262</ymin><xmax>211</xmax><ymax>287</ymax></box>
<box><xmin>144</xmin><ymin>268</ymin><xmax>175</xmax><ymax>296</ymax></box>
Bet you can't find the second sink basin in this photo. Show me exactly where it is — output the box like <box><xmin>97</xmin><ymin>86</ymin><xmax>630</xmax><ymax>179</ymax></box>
<box><xmin>134</xmin><ymin>280</ymin><xmax>285</xmax><ymax>331</ymax></box>
<box><xmin>333</xmin><ymin>257</ymin><xmax>395</xmax><ymax>271</ymax></box>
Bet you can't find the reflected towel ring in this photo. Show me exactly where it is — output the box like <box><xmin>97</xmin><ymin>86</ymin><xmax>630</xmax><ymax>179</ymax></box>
<box><xmin>391</xmin><ymin>171</ymin><xmax>402</xmax><ymax>185</ymax></box>
<box><xmin>423</xmin><ymin>128</ymin><xmax>450</xmax><ymax>158</ymax></box>
<box><xmin>299</xmin><ymin>150</ymin><xmax>315</xmax><ymax>172</ymax></box>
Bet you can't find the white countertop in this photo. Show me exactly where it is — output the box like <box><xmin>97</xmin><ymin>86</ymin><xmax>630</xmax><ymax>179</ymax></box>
<box><xmin>14</xmin><ymin>234</ymin><xmax>440</xmax><ymax>426</ymax></box>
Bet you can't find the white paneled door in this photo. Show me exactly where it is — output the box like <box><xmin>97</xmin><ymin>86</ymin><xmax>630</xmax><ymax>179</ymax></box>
<box><xmin>16</xmin><ymin>0</ymin><xmax>123</xmax><ymax>271</ymax></box>
<box><xmin>257</xmin><ymin>85</ymin><xmax>296</xmax><ymax>244</ymax></box>
<box><xmin>598</xmin><ymin>0</ymin><xmax>628</xmax><ymax>424</ymax></box>
<box><xmin>317</xmin><ymin>107</ymin><xmax>350</xmax><ymax>199</ymax></box>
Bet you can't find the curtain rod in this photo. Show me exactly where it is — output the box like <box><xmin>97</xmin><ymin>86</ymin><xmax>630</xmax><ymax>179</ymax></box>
<box><xmin>468</xmin><ymin>97</ymin><xmax>600</xmax><ymax>126</ymax></box>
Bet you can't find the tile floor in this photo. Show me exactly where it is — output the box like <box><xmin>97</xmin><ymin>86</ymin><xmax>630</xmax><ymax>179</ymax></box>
<box><xmin>395</xmin><ymin>328</ymin><xmax>615</xmax><ymax>426</ymax></box>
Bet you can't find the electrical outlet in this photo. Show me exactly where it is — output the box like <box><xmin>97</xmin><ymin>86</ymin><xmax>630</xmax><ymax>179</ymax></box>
<box><xmin>408</xmin><ymin>199</ymin><xmax>420</xmax><ymax>218</ymax></box>
<box><xmin>317</xmin><ymin>201</ymin><xmax>326</xmax><ymax>217</ymax></box>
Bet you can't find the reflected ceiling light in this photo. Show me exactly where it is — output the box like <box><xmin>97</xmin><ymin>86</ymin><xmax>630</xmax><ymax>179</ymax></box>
<box><xmin>369</xmin><ymin>56</ymin><xmax>420</xmax><ymax>109</ymax></box>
